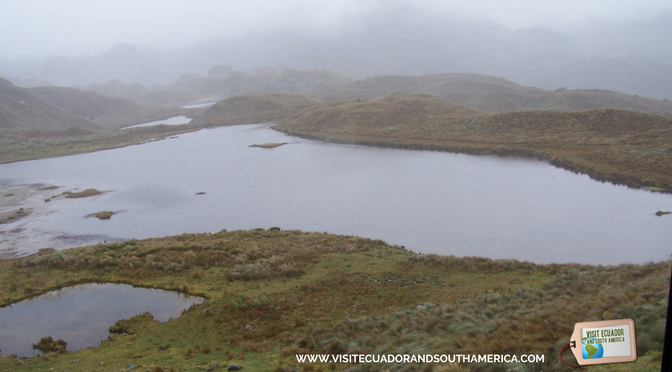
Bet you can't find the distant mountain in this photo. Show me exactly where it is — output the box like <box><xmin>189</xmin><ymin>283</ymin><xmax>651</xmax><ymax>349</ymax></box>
<box><xmin>2</xmin><ymin>9</ymin><xmax>672</xmax><ymax>99</ymax></box>
<box><xmin>0</xmin><ymin>73</ymin><xmax>53</xmax><ymax>88</ymax></box>
<box><xmin>82</xmin><ymin>79</ymin><xmax>202</xmax><ymax>107</ymax></box>
<box><xmin>173</xmin><ymin>68</ymin><xmax>353</xmax><ymax>96</ymax></box>
<box><xmin>311</xmin><ymin>73</ymin><xmax>672</xmax><ymax>117</ymax></box>
<box><xmin>89</xmin><ymin>71</ymin><xmax>672</xmax><ymax>118</ymax></box>
<box><xmin>82</xmin><ymin>69</ymin><xmax>352</xmax><ymax>106</ymax></box>
<box><xmin>0</xmin><ymin>78</ymin><xmax>102</xmax><ymax>133</ymax></box>
<box><xmin>39</xmin><ymin>44</ymin><xmax>173</xmax><ymax>86</ymax></box>
<box><xmin>30</xmin><ymin>86</ymin><xmax>178</xmax><ymax>129</ymax></box>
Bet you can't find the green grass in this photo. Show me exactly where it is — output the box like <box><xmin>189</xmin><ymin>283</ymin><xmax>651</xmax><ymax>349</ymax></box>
<box><xmin>0</xmin><ymin>229</ymin><xmax>667</xmax><ymax>372</ymax></box>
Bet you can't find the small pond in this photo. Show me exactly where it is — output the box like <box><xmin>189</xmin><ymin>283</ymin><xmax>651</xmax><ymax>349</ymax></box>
<box><xmin>122</xmin><ymin>115</ymin><xmax>192</xmax><ymax>129</ymax></box>
<box><xmin>180</xmin><ymin>97</ymin><xmax>223</xmax><ymax>109</ymax></box>
<box><xmin>0</xmin><ymin>283</ymin><xmax>203</xmax><ymax>357</ymax></box>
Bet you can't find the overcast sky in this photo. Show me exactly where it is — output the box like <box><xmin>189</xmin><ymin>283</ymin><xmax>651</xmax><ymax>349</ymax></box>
<box><xmin>1</xmin><ymin>0</ymin><xmax>670</xmax><ymax>59</ymax></box>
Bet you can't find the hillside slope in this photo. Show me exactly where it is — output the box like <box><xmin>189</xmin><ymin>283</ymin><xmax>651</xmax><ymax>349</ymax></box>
<box><xmin>84</xmin><ymin>69</ymin><xmax>353</xmax><ymax>106</ymax></box>
<box><xmin>311</xmin><ymin>73</ymin><xmax>672</xmax><ymax>117</ymax></box>
<box><xmin>191</xmin><ymin>93</ymin><xmax>318</xmax><ymax>127</ymax></box>
<box><xmin>277</xmin><ymin>93</ymin><xmax>672</xmax><ymax>189</ymax></box>
<box><xmin>82</xmin><ymin>72</ymin><xmax>672</xmax><ymax>118</ymax></box>
<box><xmin>174</xmin><ymin>68</ymin><xmax>353</xmax><ymax>96</ymax></box>
<box><xmin>0</xmin><ymin>78</ymin><xmax>197</xmax><ymax>164</ymax></box>
<box><xmin>83</xmin><ymin>79</ymin><xmax>202</xmax><ymax>106</ymax></box>
<box><xmin>30</xmin><ymin>86</ymin><xmax>179</xmax><ymax>129</ymax></box>
<box><xmin>0</xmin><ymin>78</ymin><xmax>102</xmax><ymax>132</ymax></box>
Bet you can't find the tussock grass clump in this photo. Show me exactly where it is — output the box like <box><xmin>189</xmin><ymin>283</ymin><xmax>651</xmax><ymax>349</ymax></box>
<box><xmin>289</xmin><ymin>261</ymin><xmax>668</xmax><ymax>372</ymax></box>
<box><xmin>32</xmin><ymin>336</ymin><xmax>67</xmax><ymax>353</ymax></box>
<box><xmin>12</xmin><ymin>230</ymin><xmax>384</xmax><ymax>279</ymax></box>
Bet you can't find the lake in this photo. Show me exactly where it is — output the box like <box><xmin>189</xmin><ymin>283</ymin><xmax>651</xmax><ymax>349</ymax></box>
<box><xmin>0</xmin><ymin>124</ymin><xmax>670</xmax><ymax>264</ymax></box>
<box><xmin>0</xmin><ymin>283</ymin><xmax>203</xmax><ymax>357</ymax></box>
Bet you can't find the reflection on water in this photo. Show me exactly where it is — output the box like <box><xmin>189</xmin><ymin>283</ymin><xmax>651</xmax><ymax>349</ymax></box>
<box><xmin>0</xmin><ymin>283</ymin><xmax>203</xmax><ymax>357</ymax></box>
<box><xmin>0</xmin><ymin>124</ymin><xmax>670</xmax><ymax>264</ymax></box>
<box><xmin>180</xmin><ymin>97</ymin><xmax>224</xmax><ymax>109</ymax></box>
<box><xmin>122</xmin><ymin>115</ymin><xmax>192</xmax><ymax>129</ymax></box>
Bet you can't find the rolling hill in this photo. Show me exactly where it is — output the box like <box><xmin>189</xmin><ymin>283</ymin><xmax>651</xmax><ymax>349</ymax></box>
<box><xmin>0</xmin><ymin>78</ymin><xmax>102</xmax><ymax>133</ymax></box>
<box><xmin>83</xmin><ymin>69</ymin><xmax>352</xmax><ymax>107</ymax></box>
<box><xmin>277</xmin><ymin>93</ymin><xmax>672</xmax><ymax>189</ymax></box>
<box><xmin>30</xmin><ymin>86</ymin><xmax>180</xmax><ymax>129</ymax></box>
<box><xmin>82</xmin><ymin>79</ymin><xmax>203</xmax><ymax>107</ymax></box>
<box><xmin>173</xmin><ymin>68</ymin><xmax>353</xmax><ymax>96</ymax></box>
<box><xmin>191</xmin><ymin>93</ymin><xmax>317</xmax><ymax>127</ymax></box>
<box><xmin>310</xmin><ymin>73</ymin><xmax>672</xmax><ymax>117</ymax></box>
<box><xmin>81</xmin><ymin>71</ymin><xmax>672</xmax><ymax>119</ymax></box>
<box><xmin>0</xmin><ymin>78</ymin><xmax>197</xmax><ymax>164</ymax></box>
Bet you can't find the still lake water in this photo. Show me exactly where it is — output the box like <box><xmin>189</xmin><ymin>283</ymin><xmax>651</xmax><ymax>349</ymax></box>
<box><xmin>0</xmin><ymin>124</ymin><xmax>670</xmax><ymax>264</ymax></box>
<box><xmin>122</xmin><ymin>115</ymin><xmax>192</xmax><ymax>129</ymax></box>
<box><xmin>0</xmin><ymin>283</ymin><xmax>202</xmax><ymax>357</ymax></box>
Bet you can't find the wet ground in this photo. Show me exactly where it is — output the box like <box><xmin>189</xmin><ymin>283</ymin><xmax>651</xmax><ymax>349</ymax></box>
<box><xmin>0</xmin><ymin>183</ymin><xmax>112</xmax><ymax>258</ymax></box>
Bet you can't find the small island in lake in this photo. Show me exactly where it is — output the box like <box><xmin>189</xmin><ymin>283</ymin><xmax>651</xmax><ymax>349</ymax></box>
<box><xmin>248</xmin><ymin>142</ymin><xmax>287</xmax><ymax>149</ymax></box>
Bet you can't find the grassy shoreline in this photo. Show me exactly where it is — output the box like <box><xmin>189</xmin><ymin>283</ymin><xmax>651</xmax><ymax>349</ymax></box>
<box><xmin>274</xmin><ymin>94</ymin><xmax>672</xmax><ymax>192</ymax></box>
<box><xmin>0</xmin><ymin>124</ymin><xmax>199</xmax><ymax>164</ymax></box>
<box><xmin>272</xmin><ymin>129</ymin><xmax>672</xmax><ymax>193</ymax></box>
<box><xmin>0</xmin><ymin>229</ymin><xmax>668</xmax><ymax>371</ymax></box>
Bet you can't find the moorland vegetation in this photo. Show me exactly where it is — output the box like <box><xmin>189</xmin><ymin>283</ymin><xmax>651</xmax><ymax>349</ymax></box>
<box><xmin>0</xmin><ymin>230</ymin><xmax>667</xmax><ymax>371</ymax></box>
<box><xmin>276</xmin><ymin>93</ymin><xmax>672</xmax><ymax>190</ymax></box>
<box><xmin>1</xmin><ymin>70</ymin><xmax>671</xmax><ymax>371</ymax></box>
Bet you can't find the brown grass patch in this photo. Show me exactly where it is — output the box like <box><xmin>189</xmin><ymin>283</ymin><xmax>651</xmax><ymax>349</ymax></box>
<box><xmin>65</xmin><ymin>188</ymin><xmax>102</xmax><ymax>198</ymax></box>
<box><xmin>277</xmin><ymin>93</ymin><xmax>672</xmax><ymax>190</ymax></box>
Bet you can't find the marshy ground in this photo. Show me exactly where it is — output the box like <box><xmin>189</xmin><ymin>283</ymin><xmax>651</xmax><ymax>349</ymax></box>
<box><xmin>0</xmin><ymin>229</ymin><xmax>667</xmax><ymax>371</ymax></box>
<box><xmin>0</xmin><ymin>184</ymin><xmax>112</xmax><ymax>258</ymax></box>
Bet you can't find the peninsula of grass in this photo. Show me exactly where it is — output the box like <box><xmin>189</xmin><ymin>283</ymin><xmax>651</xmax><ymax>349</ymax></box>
<box><xmin>0</xmin><ymin>124</ymin><xmax>199</xmax><ymax>164</ymax></box>
<box><xmin>0</xmin><ymin>229</ymin><xmax>667</xmax><ymax>372</ymax></box>
<box><xmin>249</xmin><ymin>142</ymin><xmax>287</xmax><ymax>149</ymax></box>
<box><xmin>190</xmin><ymin>93</ymin><xmax>317</xmax><ymax>128</ymax></box>
<box><xmin>65</xmin><ymin>188</ymin><xmax>102</xmax><ymax>198</ymax></box>
<box><xmin>276</xmin><ymin>93</ymin><xmax>672</xmax><ymax>191</ymax></box>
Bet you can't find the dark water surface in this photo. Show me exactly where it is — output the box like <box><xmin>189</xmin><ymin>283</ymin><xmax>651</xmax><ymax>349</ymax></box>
<box><xmin>0</xmin><ymin>283</ymin><xmax>203</xmax><ymax>357</ymax></box>
<box><xmin>0</xmin><ymin>124</ymin><xmax>670</xmax><ymax>264</ymax></box>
